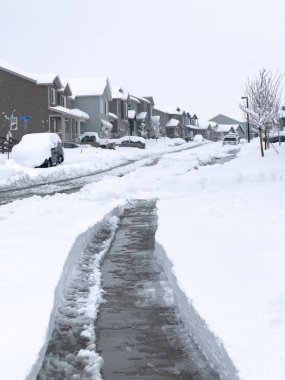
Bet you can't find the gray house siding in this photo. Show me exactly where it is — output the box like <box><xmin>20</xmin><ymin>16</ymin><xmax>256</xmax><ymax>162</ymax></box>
<box><xmin>73</xmin><ymin>86</ymin><xmax>111</xmax><ymax>137</ymax></box>
<box><xmin>0</xmin><ymin>69</ymin><xmax>50</xmax><ymax>142</ymax></box>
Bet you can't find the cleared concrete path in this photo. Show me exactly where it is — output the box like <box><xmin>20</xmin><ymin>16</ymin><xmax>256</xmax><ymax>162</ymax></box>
<box><xmin>96</xmin><ymin>200</ymin><xmax>220</xmax><ymax>380</ymax></box>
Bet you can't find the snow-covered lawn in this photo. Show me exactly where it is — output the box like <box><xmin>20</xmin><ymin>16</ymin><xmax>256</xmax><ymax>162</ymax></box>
<box><xmin>0</xmin><ymin>137</ymin><xmax>284</xmax><ymax>380</ymax></box>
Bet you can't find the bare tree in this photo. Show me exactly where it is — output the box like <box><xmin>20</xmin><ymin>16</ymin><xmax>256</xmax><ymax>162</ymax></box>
<box><xmin>240</xmin><ymin>69</ymin><xmax>283</xmax><ymax>156</ymax></box>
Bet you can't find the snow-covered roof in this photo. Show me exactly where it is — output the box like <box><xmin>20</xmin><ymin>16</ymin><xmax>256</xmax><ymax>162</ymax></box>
<box><xmin>208</xmin><ymin>121</ymin><xmax>218</xmax><ymax>128</ymax></box>
<box><xmin>136</xmin><ymin>112</ymin><xmax>147</xmax><ymax>120</ymax></box>
<box><xmin>0</xmin><ymin>59</ymin><xmax>58</xmax><ymax>86</ymax></box>
<box><xmin>130</xmin><ymin>95</ymin><xmax>140</xmax><ymax>104</ymax></box>
<box><xmin>111</xmin><ymin>86</ymin><xmax>129</xmax><ymax>100</ymax></box>
<box><xmin>165</xmin><ymin>118</ymin><xmax>180</xmax><ymax>127</ymax></box>
<box><xmin>66</xmin><ymin>77</ymin><xmax>110</xmax><ymax>97</ymax></box>
<box><xmin>128</xmin><ymin>110</ymin><xmax>136</xmax><ymax>119</ymax></box>
<box><xmin>197</xmin><ymin>122</ymin><xmax>211</xmax><ymax>130</ymax></box>
<box><xmin>233</xmin><ymin>124</ymin><xmax>245</xmax><ymax>133</ymax></box>
<box><xmin>35</xmin><ymin>73</ymin><xmax>59</xmax><ymax>85</ymax></box>
<box><xmin>100</xmin><ymin>119</ymin><xmax>113</xmax><ymax>128</ymax></box>
<box><xmin>131</xmin><ymin>95</ymin><xmax>151</xmax><ymax>104</ymax></box>
<box><xmin>209</xmin><ymin>114</ymin><xmax>242</xmax><ymax>125</ymax></box>
<box><xmin>109</xmin><ymin>112</ymin><xmax>118</xmax><ymax>120</ymax></box>
<box><xmin>154</xmin><ymin>105</ymin><xmax>184</xmax><ymax>115</ymax></box>
<box><xmin>216</xmin><ymin>125</ymin><xmax>235</xmax><ymax>133</ymax></box>
<box><xmin>49</xmin><ymin>106</ymin><xmax>89</xmax><ymax>120</ymax></box>
<box><xmin>152</xmin><ymin>115</ymin><xmax>160</xmax><ymax>122</ymax></box>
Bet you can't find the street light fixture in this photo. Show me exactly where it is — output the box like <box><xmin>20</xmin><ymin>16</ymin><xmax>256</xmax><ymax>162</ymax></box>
<box><xmin>241</xmin><ymin>96</ymin><xmax>250</xmax><ymax>143</ymax></box>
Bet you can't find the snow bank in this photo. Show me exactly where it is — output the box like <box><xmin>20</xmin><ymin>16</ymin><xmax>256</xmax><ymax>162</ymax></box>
<box><xmin>28</xmin><ymin>211</ymin><xmax>121</xmax><ymax>380</ymax></box>
<box><xmin>155</xmin><ymin>140</ymin><xmax>285</xmax><ymax>380</ymax></box>
<box><xmin>0</xmin><ymin>193</ymin><xmax>125</xmax><ymax>380</ymax></box>
<box><xmin>193</xmin><ymin>134</ymin><xmax>203</xmax><ymax>142</ymax></box>
<box><xmin>155</xmin><ymin>243</ymin><xmax>239</xmax><ymax>380</ymax></box>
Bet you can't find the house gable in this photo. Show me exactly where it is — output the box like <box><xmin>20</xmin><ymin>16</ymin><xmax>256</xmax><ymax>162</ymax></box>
<box><xmin>209</xmin><ymin>114</ymin><xmax>242</xmax><ymax>125</ymax></box>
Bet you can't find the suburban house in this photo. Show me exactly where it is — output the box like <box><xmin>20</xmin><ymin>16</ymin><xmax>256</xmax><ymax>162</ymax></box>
<box><xmin>67</xmin><ymin>77</ymin><xmax>113</xmax><ymax>138</ymax></box>
<box><xmin>209</xmin><ymin>114</ymin><xmax>245</xmax><ymax>140</ymax></box>
<box><xmin>127</xmin><ymin>95</ymin><xmax>153</xmax><ymax>137</ymax></box>
<box><xmin>109</xmin><ymin>87</ymin><xmax>130</xmax><ymax>137</ymax></box>
<box><xmin>0</xmin><ymin>60</ymin><xmax>89</xmax><ymax>144</ymax></box>
<box><xmin>152</xmin><ymin>106</ymin><xmax>193</xmax><ymax>138</ymax></box>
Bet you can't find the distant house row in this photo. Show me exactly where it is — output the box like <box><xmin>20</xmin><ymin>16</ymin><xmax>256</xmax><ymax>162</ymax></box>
<box><xmin>0</xmin><ymin>61</ymin><xmax>200</xmax><ymax>144</ymax></box>
<box><xmin>0</xmin><ymin>60</ymin><xmax>253</xmax><ymax>145</ymax></box>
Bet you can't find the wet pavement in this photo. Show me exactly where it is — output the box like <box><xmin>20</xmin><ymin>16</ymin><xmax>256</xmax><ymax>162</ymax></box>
<box><xmin>96</xmin><ymin>200</ymin><xmax>220</xmax><ymax>380</ymax></box>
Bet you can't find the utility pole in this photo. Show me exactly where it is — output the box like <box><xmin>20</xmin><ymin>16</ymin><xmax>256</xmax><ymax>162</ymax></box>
<box><xmin>241</xmin><ymin>96</ymin><xmax>250</xmax><ymax>143</ymax></box>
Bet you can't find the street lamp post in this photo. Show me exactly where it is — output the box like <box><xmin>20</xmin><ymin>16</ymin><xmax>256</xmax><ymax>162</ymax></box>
<box><xmin>241</xmin><ymin>96</ymin><xmax>250</xmax><ymax>143</ymax></box>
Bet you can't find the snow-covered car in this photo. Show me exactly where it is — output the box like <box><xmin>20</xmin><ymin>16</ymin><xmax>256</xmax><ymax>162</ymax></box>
<box><xmin>11</xmin><ymin>133</ymin><xmax>64</xmax><ymax>168</ymax></box>
<box><xmin>80</xmin><ymin>132</ymin><xmax>117</xmax><ymax>149</ymax></box>
<box><xmin>222</xmin><ymin>133</ymin><xmax>240</xmax><ymax>146</ymax></box>
<box><xmin>119</xmin><ymin>136</ymin><xmax>146</xmax><ymax>149</ymax></box>
<box><xmin>269</xmin><ymin>131</ymin><xmax>285</xmax><ymax>143</ymax></box>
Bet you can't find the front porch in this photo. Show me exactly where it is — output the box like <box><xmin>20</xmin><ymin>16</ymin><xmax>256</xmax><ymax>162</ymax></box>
<box><xmin>49</xmin><ymin>106</ymin><xmax>89</xmax><ymax>143</ymax></box>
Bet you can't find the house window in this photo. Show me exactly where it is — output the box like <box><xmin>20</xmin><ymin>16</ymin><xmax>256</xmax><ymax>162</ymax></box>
<box><xmin>51</xmin><ymin>88</ymin><xmax>56</xmax><ymax>105</ymax></box>
<box><xmin>62</xmin><ymin>95</ymin><xmax>66</xmax><ymax>108</ymax></box>
<box><xmin>125</xmin><ymin>103</ymin><xmax>128</xmax><ymax>119</ymax></box>
<box><xmin>120</xmin><ymin>101</ymin><xmax>124</xmax><ymax>118</ymax></box>
<box><xmin>10</xmin><ymin>116</ymin><xmax>18</xmax><ymax>130</ymax></box>
<box><xmin>104</xmin><ymin>101</ymin><xmax>108</xmax><ymax>115</ymax></box>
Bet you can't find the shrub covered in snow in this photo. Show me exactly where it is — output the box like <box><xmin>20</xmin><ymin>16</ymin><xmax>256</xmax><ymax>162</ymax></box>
<box><xmin>193</xmin><ymin>134</ymin><xmax>203</xmax><ymax>142</ymax></box>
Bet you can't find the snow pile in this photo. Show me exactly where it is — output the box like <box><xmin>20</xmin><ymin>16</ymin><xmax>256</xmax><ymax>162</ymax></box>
<box><xmin>193</xmin><ymin>134</ymin><xmax>203</xmax><ymax>142</ymax></box>
<box><xmin>35</xmin><ymin>216</ymin><xmax>120</xmax><ymax>380</ymax></box>
<box><xmin>0</xmin><ymin>157</ymin><xmax>25</xmax><ymax>180</ymax></box>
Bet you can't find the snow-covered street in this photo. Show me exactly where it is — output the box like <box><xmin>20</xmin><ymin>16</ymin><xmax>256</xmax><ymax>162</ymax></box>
<box><xmin>1</xmin><ymin>138</ymin><xmax>285</xmax><ymax>380</ymax></box>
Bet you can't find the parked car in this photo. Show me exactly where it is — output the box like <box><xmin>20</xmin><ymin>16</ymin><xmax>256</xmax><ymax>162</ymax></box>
<box><xmin>269</xmin><ymin>132</ymin><xmax>285</xmax><ymax>143</ymax></box>
<box><xmin>119</xmin><ymin>136</ymin><xmax>146</xmax><ymax>149</ymax></box>
<box><xmin>11</xmin><ymin>133</ymin><xmax>64</xmax><ymax>168</ymax></box>
<box><xmin>80</xmin><ymin>132</ymin><xmax>117</xmax><ymax>149</ymax></box>
<box><xmin>222</xmin><ymin>133</ymin><xmax>240</xmax><ymax>146</ymax></box>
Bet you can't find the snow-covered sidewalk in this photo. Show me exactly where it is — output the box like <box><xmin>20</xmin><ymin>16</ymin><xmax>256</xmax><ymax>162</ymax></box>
<box><xmin>0</xmin><ymin>138</ymin><xmax>284</xmax><ymax>380</ymax></box>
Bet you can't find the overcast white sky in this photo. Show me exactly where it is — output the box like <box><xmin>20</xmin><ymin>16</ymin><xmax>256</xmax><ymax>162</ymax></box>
<box><xmin>1</xmin><ymin>0</ymin><xmax>284</xmax><ymax>121</ymax></box>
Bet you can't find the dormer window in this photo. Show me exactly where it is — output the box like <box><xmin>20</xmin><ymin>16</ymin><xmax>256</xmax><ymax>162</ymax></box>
<box><xmin>62</xmin><ymin>95</ymin><xmax>66</xmax><ymax>108</ymax></box>
<box><xmin>51</xmin><ymin>88</ymin><xmax>56</xmax><ymax>106</ymax></box>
